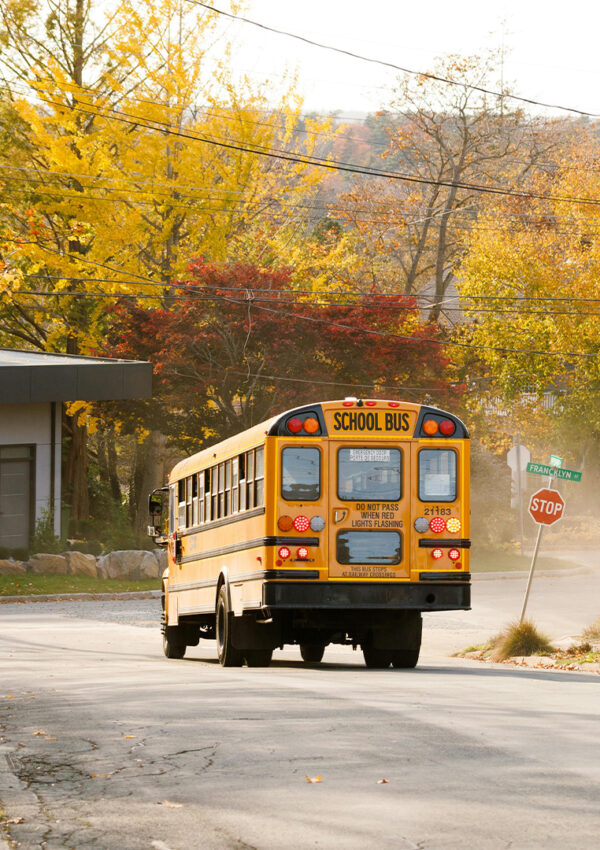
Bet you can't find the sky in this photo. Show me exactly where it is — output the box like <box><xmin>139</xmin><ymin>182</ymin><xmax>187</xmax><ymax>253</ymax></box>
<box><xmin>219</xmin><ymin>0</ymin><xmax>600</xmax><ymax>118</ymax></box>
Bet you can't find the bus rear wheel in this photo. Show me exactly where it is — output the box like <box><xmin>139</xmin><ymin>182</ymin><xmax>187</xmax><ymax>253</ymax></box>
<box><xmin>362</xmin><ymin>648</ymin><xmax>392</xmax><ymax>669</ymax></box>
<box><xmin>163</xmin><ymin>626</ymin><xmax>186</xmax><ymax>659</ymax></box>
<box><xmin>245</xmin><ymin>649</ymin><xmax>273</xmax><ymax>667</ymax></box>
<box><xmin>300</xmin><ymin>643</ymin><xmax>325</xmax><ymax>663</ymax></box>
<box><xmin>391</xmin><ymin>648</ymin><xmax>420</xmax><ymax>669</ymax></box>
<box><xmin>216</xmin><ymin>586</ymin><xmax>244</xmax><ymax>667</ymax></box>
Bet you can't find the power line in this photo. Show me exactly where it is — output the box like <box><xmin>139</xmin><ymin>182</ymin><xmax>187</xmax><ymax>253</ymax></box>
<box><xmin>185</xmin><ymin>1</ymin><xmax>600</xmax><ymax>120</ymax></box>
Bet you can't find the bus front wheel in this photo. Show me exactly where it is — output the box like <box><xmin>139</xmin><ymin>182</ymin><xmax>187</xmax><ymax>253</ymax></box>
<box><xmin>216</xmin><ymin>586</ymin><xmax>244</xmax><ymax>667</ymax></box>
<box><xmin>163</xmin><ymin>626</ymin><xmax>186</xmax><ymax>659</ymax></box>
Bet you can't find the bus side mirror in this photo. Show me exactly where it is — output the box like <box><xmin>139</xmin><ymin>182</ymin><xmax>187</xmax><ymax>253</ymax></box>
<box><xmin>147</xmin><ymin>489</ymin><xmax>167</xmax><ymax>540</ymax></box>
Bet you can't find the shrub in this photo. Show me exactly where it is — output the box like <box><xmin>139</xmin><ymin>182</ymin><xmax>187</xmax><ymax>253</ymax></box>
<box><xmin>582</xmin><ymin>618</ymin><xmax>600</xmax><ymax>642</ymax></box>
<box><xmin>490</xmin><ymin>620</ymin><xmax>554</xmax><ymax>661</ymax></box>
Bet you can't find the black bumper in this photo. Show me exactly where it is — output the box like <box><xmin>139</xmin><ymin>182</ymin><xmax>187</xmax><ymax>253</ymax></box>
<box><xmin>262</xmin><ymin>580</ymin><xmax>470</xmax><ymax>612</ymax></box>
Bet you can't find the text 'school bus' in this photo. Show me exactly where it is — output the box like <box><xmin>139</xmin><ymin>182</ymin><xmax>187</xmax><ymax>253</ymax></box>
<box><xmin>148</xmin><ymin>398</ymin><xmax>470</xmax><ymax>669</ymax></box>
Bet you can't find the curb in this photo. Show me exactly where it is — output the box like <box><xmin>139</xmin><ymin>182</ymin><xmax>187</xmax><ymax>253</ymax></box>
<box><xmin>0</xmin><ymin>589</ymin><xmax>161</xmax><ymax>604</ymax></box>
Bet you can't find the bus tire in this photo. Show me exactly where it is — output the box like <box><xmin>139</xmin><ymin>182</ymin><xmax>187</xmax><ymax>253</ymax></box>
<box><xmin>216</xmin><ymin>585</ymin><xmax>244</xmax><ymax>667</ymax></box>
<box><xmin>245</xmin><ymin>649</ymin><xmax>273</xmax><ymax>667</ymax></box>
<box><xmin>390</xmin><ymin>648</ymin><xmax>420</xmax><ymax>669</ymax></box>
<box><xmin>163</xmin><ymin>626</ymin><xmax>186</xmax><ymax>659</ymax></box>
<box><xmin>300</xmin><ymin>643</ymin><xmax>325</xmax><ymax>663</ymax></box>
<box><xmin>362</xmin><ymin>647</ymin><xmax>392</xmax><ymax>669</ymax></box>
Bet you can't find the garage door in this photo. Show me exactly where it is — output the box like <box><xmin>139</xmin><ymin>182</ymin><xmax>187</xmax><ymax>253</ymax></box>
<box><xmin>0</xmin><ymin>446</ymin><xmax>34</xmax><ymax>551</ymax></box>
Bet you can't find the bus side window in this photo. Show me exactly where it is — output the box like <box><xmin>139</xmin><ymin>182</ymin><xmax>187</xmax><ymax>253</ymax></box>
<box><xmin>204</xmin><ymin>469</ymin><xmax>211</xmax><ymax>522</ymax></box>
<box><xmin>246</xmin><ymin>450</ymin><xmax>255</xmax><ymax>510</ymax></box>
<box><xmin>255</xmin><ymin>447</ymin><xmax>264</xmax><ymax>506</ymax></box>
<box><xmin>198</xmin><ymin>472</ymin><xmax>204</xmax><ymax>524</ymax></box>
<box><xmin>218</xmin><ymin>463</ymin><xmax>225</xmax><ymax>518</ymax></box>
<box><xmin>211</xmin><ymin>466</ymin><xmax>218</xmax><ymax>520</ymax></box>
<box><xmin>186</xmin><ymin>476</ymin><xmax>192</xmax><ymax>527</ymax></box>
<box><xmin>225</xmin><ymin>460</ymin><xmax>231</xmax><ymax>516</ymax></box>
<box><xmin>232</xmin><ymin>457</ymin><xmax>239</xmax><ymax>513</ymax></box>
<box><xmin>239</xmin><ymin>453</ymin><xmax>246</xmax><ymax>512</ymax></box>
<box><xmin>192</xmin><ymin>474</ymin><xmax>199</xmax><ymax>526</ymax></box>
<box><xmin>178</xmin><ymin>479</ymin><xmax>186</xmax><ymax>529</ymax></box>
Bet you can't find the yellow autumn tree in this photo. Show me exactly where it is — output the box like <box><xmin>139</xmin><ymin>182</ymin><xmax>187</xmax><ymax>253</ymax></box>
<box><xmin>0</xmin><ymin>0</ymin><xmax>334</xmax><ymax>525</ymax></box>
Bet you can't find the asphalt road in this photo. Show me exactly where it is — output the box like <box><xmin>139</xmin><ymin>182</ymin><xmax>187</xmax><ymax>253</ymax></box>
<box><xmin>1</xmin><ymin>568</ymin><xmax>599</xmax><ymax>850</ymax></box>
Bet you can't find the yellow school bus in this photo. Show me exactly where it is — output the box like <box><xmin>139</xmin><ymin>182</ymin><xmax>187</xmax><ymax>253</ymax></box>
<box><xmin>148</xmin><ymin>398</ymin><xmax>470</xmax><ymax>668</ymax></box>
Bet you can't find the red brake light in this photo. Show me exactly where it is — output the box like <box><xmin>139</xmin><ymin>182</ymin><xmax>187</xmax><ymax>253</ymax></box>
<box><xmin>297</xmin><ymin>546</ymin><xmax>309</xmax><ymax>559</ymax></box>
<box><xmin>429</xmin><ymin>516</ymin><xmax>446</xmax><ymax>533</ymax></box>
<box><xmin>431</xmin><ymin>548</ymin><xmax>444</xmax><ymax>560</ymax></box>
<box><xmin>278</xmin><ymin>546</ymin><xmax>291</xmax><ymax>559</ymax></box>
<box><xmin>293</xmin><ymin>515</ymin><xmax>310</xmax><ymax>532</ymax></box>
<box><xmin>448</xmin><ymin>548</ymin><xmax>460</xmax><ymax>561</ymax></box>
<box><xmin>287</xmin><ymin>417</ymin><xmax>303</xmax><ymax>434</ymax></box>
<box><xmin>439</xmin><ymin>419</ymin><xmax>456</xmax><ymax>436</ymax></box>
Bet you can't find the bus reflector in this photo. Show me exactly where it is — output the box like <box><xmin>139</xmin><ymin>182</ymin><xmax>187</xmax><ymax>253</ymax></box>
<box><xmin>431</xmin><ymin>548</ymin><xmax>444</xmax><ymax>560</ymax></box>
<box><xmin>423</xmin><ymin>419</ymin><xmax>439</xmax><ymax>435</ymax></box>
<box><xmin>310</xmin><ymin>516</ymin><xmax>326</xmax><ymax>532</ymax></box>
<box><xmin>278</xmin><ymin>515</ymin><xmax>294</xmax><ymax>531</ymax></box>
<box><xmin>303</xmin><ymin>417</ymin><xmax>319</xmax><ymax>434</ymax></box>
<box><xmin>297</xmin><ymin>546</ymin><xmax>309</xmax><ymax>559</ymax></box>
<box><xmin>439</xmin><ymin>419</ymin><xmax>456</xmax><ymax>436</ymax></box>
<box><xmin>448</xmin><ymin>548</ymin><xmax>460</xmax><ymax>561</ymax></box>
<box><xmin>446</xmin><ymin>517</ymin><xmax>461</xmax><ymax>533</ymax></box>
<box><xmin>287</xmin><ymin>417</ymin><xmax>303</xmax><ymax>433</ymax></box>
<box><xmin>429</xmin><ymin>516</ymin><xmax>446</xmax><ymax>533</ymax></box>
<box><xmin>278</xmin><ymin>546</ymin><xmax>291</xmax><ymax>560</ymax></box>
<box><xmin>293</xmin><ymin>515</ymin><xmax>310</xmax><ymax>532</ymax></box>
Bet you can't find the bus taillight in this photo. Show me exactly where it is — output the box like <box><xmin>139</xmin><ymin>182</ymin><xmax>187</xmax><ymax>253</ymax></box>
<box><xmin>278</xmin><ymin>515</ymin><xmax>294</xmax><ymax>531</ymax></box>
<box><xmin>446</xmin><ymin>517</ymin><xmax>461</xmax><ymax>533</ymax></box>
<box><xmin>448</xmin><ymin>548</ymin><xmax>461</xmax><ymax>561</ymax></box>
<box><xmin>278</xmin><ymin>546</ymin><xmax>291</xmax><ymax>560</ymax></box>
<box><xmin>429</xmin><ymin>516</ymin><xmax>446</xmax><ymax>533</ymax></box>
<box><xmin>297</xmin><ymin>547</ymin><xmax>309</xmax><ymax>560</ymax></box>
<box><xmin>293</xmin><ymin>515</ymin><xmax>310</xmax><ymax>532</ymax></box>
<box><xmin>431</xmin><ymin>548</ymin><xmax>444</xmax><ymax>560</ymax></box>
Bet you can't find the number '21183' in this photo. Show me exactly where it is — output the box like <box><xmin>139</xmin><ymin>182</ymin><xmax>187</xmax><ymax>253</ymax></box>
<box><xmin>423</xmin><ymin>506</ymin><xmax>451</xmax><ymax>516</ymax></box>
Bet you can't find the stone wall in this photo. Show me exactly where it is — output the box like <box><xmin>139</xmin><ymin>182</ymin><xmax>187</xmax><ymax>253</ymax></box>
<box><xmin>0</xmin><ymin>549</ymin><xmax>168</xmax><ymax>578</ymax></box>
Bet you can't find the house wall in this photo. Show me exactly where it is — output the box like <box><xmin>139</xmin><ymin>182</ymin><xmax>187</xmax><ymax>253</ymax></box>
<box><xmin>0</xmin><ymin>402</ymin><xmax>62</xmax><ymax>540</ymax></box>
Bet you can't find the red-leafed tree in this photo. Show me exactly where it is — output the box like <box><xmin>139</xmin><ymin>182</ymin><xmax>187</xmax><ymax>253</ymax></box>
<box><xmin>107</xmin><ymin>259</ymin><xmax>458</xmax><ymax>458</ymax></box>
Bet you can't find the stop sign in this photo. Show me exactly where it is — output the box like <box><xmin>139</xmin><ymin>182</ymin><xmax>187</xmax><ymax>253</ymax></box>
<box><xmin>528</xmin><ymin>488</ymin><xmax>565</xmax><ymax>526</ymax></box>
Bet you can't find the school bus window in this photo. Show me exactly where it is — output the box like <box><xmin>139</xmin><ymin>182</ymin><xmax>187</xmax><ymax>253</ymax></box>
<box><xmin>198</xmin><ymin>472</ymin><xmax>204</xmax><ymax>524</ymax></box>
<box><xmin>239</xmin><ymin>453</ymin><xmax>246</xmax><ymax>512</ymax></box>
<box><xmin>281</xmin><ymin>447</ymin><xmax>321</xmax><ymax>501</ymax></box>
<box><xmin>246</xmin><ymin>450</ymin><xmax>255</xmax><ymax>510</ymax></box>
<box><xmin>204</xmin><ymin>469</ymin><xmax>211</xmax><ymax>523</ymax></box>
<box><xmin>169</xmin><ymin>485</ymin><xmax>176</xmax><ymax>534</ymax></box>
<box><xmin>337</xmin><ymin>530</ymin><xmax>402</xmax><ymax>565</ymax></box>
<box><xmin>192</xmin><ymin>474</ymin><xmax>199</xmax><ymax>526</ymax></box>
<box><xmin>418</xmin><ymin>449</ymin><xmax>457</xmax><ymax>502</ymax></box>
<box><xmin>232</xmin><ymin>457</ymin><xmax>239</xmax><ymax>513</ymax></box>
<box><xmin>255</xmin><ymin>447</ymin><xmax>264</xmax><ymax>506</ymax></box>
<box><xmin>225</xmin><ymin>460</ymin><xmax>231</xmax><ymax>516</ymax></box>
<box><xmin>211</xmin><ymin>466</ymin><xmax>218</xmax><ymax>519</ymax></box>
<box><xmin>178</xmin><ymin>479</ymin><xmax>186</xmax><ymax>528</ymax></box>
<box><xmin>337</xmin><ymin>448</ymin><xmax>401</xmax><ymax>501</ymax></box>
<box><xmin>185</xmin><ymin>476</ymin><xmax>193</xmax><ymax>527</ymax></box>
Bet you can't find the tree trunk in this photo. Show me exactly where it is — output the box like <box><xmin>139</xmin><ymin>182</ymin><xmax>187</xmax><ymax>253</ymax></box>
<box><xmin>63</xmin><ymin>411</ymin><xmax>90</xmax><ymax>530</ymax></box>
<box><xmin>130</xmin><ymin>431</ymin><xmax>168</xmax><ymax>535</ymax></box>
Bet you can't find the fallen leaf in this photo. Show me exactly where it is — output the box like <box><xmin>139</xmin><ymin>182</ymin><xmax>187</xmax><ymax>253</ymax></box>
<box><xmin>156</xmin><ymin>800</ymin><xmax>183</xmax><ymax>808</ymax></box>
<box><xmin>377</xmin><ymin>779</ymin><xmax>389</xmax><ymax>784</ymax></box>
<box><xmin>33</xmin><ymin>730</ymin><xmax>46</xmax><ymax>736</ymax></box>
<box><xmin>91</xmin><ymin>773</ymin><xmax>111</xmax><ymax>778</ymax></box>
<box><xmin>6</xmin><ymin>695</ymin><xmax>14</xmax><ymax>699</ymax></box>
<box><xmin>0</xmin><ymin>817</ymin><xmax>25</xmax><ymax>825</ymax></box>
<box><xmin>305</xmin><ymin>775</ymin><xmax>322</xmax><ymax>783</ymax></box>
<box><xmin>124</xmin><ymin>735</ymin><xmax>136</xmax><ymax>739</ymax></box>
<box><xmin>44</xmin><ymin>737</ymin><xmax>57</xmax><ymax>742</ymax></box>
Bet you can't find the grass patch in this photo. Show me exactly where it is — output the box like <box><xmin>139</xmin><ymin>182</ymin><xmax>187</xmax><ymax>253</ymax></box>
<box><xmin>470</xmin><ymin>547</ymin><xmax>580</xmax><ymax>573</ymax></box>
<box><xmin>0</xmin><ymin>574</ymin><xmax>160</xmax><ymax>597</ymax></box>
<box><xmin>490</xmin><ymin>620</ymin><xmax>554</xmax><ymax>661</ymax></box>
<box><xmin>582</xmin><ymin>617</ymin><xmax>600</xmax><ymax>642</ymax></box>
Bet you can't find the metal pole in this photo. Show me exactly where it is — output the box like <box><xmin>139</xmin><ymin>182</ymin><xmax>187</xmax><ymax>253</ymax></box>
<box><xmin>519</xmin><ymin>473</ymin><xmax>554</xmax><ymax>624</ymax></box>
<box><xmin>516</xmin><ymin>432</ymin><xmax>525</xmax><ymax>557</ymax></box>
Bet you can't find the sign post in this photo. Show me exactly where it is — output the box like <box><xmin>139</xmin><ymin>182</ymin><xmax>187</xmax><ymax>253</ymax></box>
<box><xmin>520</xmin><ymin>482</ymin><xmax>566</xmax><ymax>624</ymax></box>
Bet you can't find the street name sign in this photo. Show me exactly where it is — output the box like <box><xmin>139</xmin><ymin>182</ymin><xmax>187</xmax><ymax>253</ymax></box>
<box><xmin>528</xmin><ymin>488</ymin><xmax>565</xmax><ymax>526</ymax></box>
<box><xmin>526</xmin><ymin>462</ymin><xmax>582</xmax><ymax>482</ymax></box>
